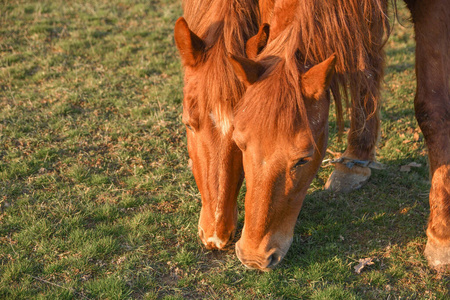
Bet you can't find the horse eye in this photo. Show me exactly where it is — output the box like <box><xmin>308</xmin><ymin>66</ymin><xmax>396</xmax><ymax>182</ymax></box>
<box><xmin>186</xmin><ymin>124</ymin><xmax>194</xmax><ymax>131</ymax></box>
<box><xmin>293</xmin><ymin>157</ymin><xmax>311</xmax><ymax>169</ymax></box>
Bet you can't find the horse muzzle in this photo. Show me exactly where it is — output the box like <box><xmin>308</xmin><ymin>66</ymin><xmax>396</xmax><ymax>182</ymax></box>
<box><xmin>235</xmin><ymin>237</ymin><xmax>292</xmax><ymax>271</ymax></box>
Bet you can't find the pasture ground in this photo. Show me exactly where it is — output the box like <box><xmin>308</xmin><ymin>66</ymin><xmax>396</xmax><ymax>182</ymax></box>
<box><xmin>1</xmin><ymin>0</ymin><xmax>449</xmax><ymax>298</ymax></box>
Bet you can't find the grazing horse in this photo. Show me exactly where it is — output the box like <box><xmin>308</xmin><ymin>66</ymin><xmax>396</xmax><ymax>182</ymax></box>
<box><xmin>229</xmin><ymin>0</ymin><xmax>450</xmax><ymax>271</ymax></box>
<box><xmin>173</xmin><ymin>0</ymin><xmax>263</xmax><ymax>250</ymax></box>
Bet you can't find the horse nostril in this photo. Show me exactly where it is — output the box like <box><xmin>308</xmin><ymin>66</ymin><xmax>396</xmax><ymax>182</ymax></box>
<box><xmin>266</xmin><ymin>252</ymin><xmax>281</xmax><ymax>269</ymax></box>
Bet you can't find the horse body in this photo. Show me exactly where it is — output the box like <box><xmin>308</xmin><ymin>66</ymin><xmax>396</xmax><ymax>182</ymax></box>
<box><xmin>174</xmin><ymin>0</ymin><xmax>260</xmax><ymax>249</ymax></box>
<box><xmin>175</xmin><ymin>0</ymin><xmax>450</xmax><ymax>272</ymax></box>
<box><xmin>229</xmin><ymin>0</ymin><xmax>450</xmax><ymax>271</ymax></box>
<box><xmin>230</xmin><ymin>49</ymin><xmax>336</xmax><ymax>269</ymax></box>
<box><xmin>229</xmin><ymin>0</ymin><xmax>388</xmax><ymax>270</ymax></box>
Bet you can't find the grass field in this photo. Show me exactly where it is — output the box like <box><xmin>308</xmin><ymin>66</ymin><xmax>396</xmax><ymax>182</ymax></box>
<box><xmin>1</xmin><ymin>1</ymin><xmax>449</xmax><ymax>299</ymax></box>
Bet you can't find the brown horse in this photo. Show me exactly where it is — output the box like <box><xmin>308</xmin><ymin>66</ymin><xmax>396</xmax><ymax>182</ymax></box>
<box><xmin>229</xmin><ymin>0</ymin><xmax>450</xmax><ymax>271</ymax></box>
<box><xmin>404</xmin><ymin>0</ymin><xmax>450</xmax><ymax>272</ymax></box>
<box><xmin>173</xmin><ymin>0</ymin><xmax>264</xmax><ymax>250</ymax></box>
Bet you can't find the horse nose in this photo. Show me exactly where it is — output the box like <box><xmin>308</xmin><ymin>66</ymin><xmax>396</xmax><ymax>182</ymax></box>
<box><xmin>236</xmin><ymin>242</ymin><xmax>284</xmax><ymax>271</ymax></box>
<box><xmin>198</xmin><ymin>227</ymin><xmax>216</xmax><ymax>250</ymax></box>
<box><xmin>198</xmin><ymin>227</ymin><xmax>229</xmax><ymax>250</ymax></box>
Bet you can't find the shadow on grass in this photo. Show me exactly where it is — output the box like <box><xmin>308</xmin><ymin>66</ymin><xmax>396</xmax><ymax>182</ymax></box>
<box><xmin>285</xmin><ymin>144</ymin><xmax>428</xmax><ymax>254</ymax></box>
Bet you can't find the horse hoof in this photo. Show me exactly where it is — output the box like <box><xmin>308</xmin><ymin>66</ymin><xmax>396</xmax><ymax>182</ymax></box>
<box><xmin>325</xmin><ymin>163</ymin><xmax>371</xmax><ymax>193</ymax></box>
<box><xmin>424</xmin><ymin>240</ymin><xmax>450</xmax><ymax>273</ymax></box>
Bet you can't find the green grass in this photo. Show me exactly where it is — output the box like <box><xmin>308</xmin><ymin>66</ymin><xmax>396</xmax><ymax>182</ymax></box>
<box><xmin>1</xmin><ymin>1</ymin><xmax>449</xmax><ymax>299</ymax></box>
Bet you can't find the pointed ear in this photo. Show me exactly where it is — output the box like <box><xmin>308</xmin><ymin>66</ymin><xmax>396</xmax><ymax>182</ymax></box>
<box><xmin>228</xmin><ymin>54</ymin><xmax>266</xmax><ymax>87</ymax></box>
<box><xmin>246</xmin><ymin>24</ymin><xmax>270</xmax><ymax>59</ymax></box>
<box><xmin>174</xmin><ymin>17</ymin><xmax>205</xmax><ymax>67</ymax></box>
<box><xmin>301</xmin><ymin>54</ymin><xmax>337</xmax><ymax>100</ymax></box>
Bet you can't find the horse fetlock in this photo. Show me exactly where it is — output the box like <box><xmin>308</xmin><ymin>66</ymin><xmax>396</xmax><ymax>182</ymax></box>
<box><xmin>325</xmin><ymin>163</ymin><xmax>371</xmax><ymax>193</ymax></box>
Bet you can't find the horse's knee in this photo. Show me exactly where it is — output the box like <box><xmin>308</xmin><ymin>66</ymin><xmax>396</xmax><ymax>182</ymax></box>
<box><xmin>414</xmin><ymin>92</ymin><xmax>450</xmax><ymax>141</ymax></box>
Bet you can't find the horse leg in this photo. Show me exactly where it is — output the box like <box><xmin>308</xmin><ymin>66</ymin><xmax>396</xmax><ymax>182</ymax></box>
<box><xmin>409</xmin><ymin>0</ymin><xmax>450</xmax><ymax>271</ymax></box>
<box><xmin>325</xmin><ymin>63</ymin><xmax>383</xmax><ymax>193</ymax></box>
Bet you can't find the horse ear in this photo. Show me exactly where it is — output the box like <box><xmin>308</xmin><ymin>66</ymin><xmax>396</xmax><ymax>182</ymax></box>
<box><xmin>174</xmin><ymin>17</ymin><xmax>205</xmax><ymax>67</ymax></box>
<box><xmin>228</xmin><ymin>54</ymin><xmax>266</xmax><ymax>87</ymax></box>
<box><xmin>246</xmin><ymin>24</ymin><xmax>270</xmax><ymax>59</ymax></box>
<box><xmin>301</xmin><ymin>54</ymin><xmax>337</xmax><ymax>100</ymax></box>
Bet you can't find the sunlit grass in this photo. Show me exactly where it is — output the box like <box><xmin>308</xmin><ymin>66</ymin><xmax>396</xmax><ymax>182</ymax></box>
<box><xmin>0</xmin><ymin>1</ymin><xmax>448</xmax><ymax>299</ymax></box>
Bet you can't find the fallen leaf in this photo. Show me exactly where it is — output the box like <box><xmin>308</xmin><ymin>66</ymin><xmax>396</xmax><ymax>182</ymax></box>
<box><xmin>400</xmin><ymin>207</ymin><xmax>411</xmax><ymax>214</ymax></box>
<box><xmin>414</xmin><ymin>132</ymin><xmax>420</xmax><ymax>141</ymax></box>
<box><xmin>354</xmin><ymin>257</ymin><xmax>374</xmax><ymax>274</ymax></box>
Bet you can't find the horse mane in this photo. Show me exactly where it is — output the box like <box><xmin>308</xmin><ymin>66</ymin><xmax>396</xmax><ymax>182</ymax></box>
<box><xmin>234</xmin><ymin>27</ymin><xmax>310</xmax><ymax>141</ymax></box>
<box><xmin>182</xmin><ymin>0</ymin><xmax>260</xmax><ymax>133</ymax></box>
<box><xmin>242</xmin><ymin>0</ymin><xmax>390</xmax><ymax>135</ymax></box>
<box><xmin>258</xmin><ymin>0</ymin><xmax>275</xmax><ymax>24</ymax></box>
<box><xmin>295</xmin><ymin>0</ymin><xmax>390</xmax><ymax>132</ymax></box>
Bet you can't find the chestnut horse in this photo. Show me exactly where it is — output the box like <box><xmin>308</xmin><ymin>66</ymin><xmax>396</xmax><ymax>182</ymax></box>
<box><xmin>229</xmin><ymin>0</ymin><xmax>450</xmax><ymax>271</ymax></box>
<box><xmin>173</xmin><ymin>0</ymin><xmax>264</xmax><ymax>250</ymax></box>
